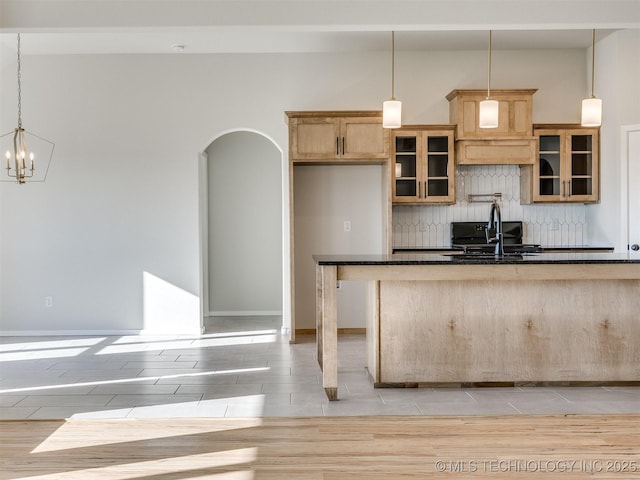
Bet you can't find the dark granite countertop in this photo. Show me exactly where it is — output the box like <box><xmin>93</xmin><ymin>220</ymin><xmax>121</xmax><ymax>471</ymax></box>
<box><xmin>392</xmin><ymin>246</ymin><xmax>614</xmax><ymax>253</ymax></box>
<box><xmin>314</xmin><ymin>251</ymin><xmax>640</xmax><ymax>266</ymax></box>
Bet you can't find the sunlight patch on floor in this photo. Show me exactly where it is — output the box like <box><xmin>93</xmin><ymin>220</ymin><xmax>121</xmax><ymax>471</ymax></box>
<box><xmin>20</xmin><ymin>448</ymin><xmax>258</xmax><ymax>479</ymax></box>
<box><xmin>31</xmin><ymin>419</ymin><xmax>263</xmax><ymax>452</ymax></box>
<box><xmin>0</xmin><ymin>367</ymin><xmax>270</xmax><ymax>394</ymax></box>
<box><xmin>0</xmin><ymin>347</ymin><xmax>90</xmax><ymax>362</ymax></box>
<box><xmin>0</xmin><ymin>337</ymin><xmax>107</xmax><ymax>353</ymax></box>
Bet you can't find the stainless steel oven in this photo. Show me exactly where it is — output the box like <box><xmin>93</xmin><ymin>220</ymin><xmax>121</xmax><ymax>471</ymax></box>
<box><xmin>450</xmin><ymin>221</ymin><xmax>541</xmax><ymax>254</ymax></box>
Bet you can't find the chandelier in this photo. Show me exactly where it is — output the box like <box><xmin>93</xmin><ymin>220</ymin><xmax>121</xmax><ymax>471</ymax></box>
<box><xmin>1</xmin><ymin>34</ymin><xmax>55</xmax><ymax>184</ymax></box>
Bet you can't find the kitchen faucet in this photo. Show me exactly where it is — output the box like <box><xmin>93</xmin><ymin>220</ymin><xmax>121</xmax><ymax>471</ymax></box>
<box><xmin>486</xmin><ymin>200</ymin><xmax>504</xmax><ymax>255</ymax></box>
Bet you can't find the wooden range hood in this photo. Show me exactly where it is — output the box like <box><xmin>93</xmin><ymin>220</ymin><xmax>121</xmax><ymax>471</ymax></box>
<box><xmin>447</xmin><ymin>89</ymin><xmax>537</xmax><ymax>165</ymax></box>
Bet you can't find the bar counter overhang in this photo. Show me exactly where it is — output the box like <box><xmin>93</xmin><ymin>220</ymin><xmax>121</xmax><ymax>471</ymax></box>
<box><xmin>313</xmin><ymin>252</ymin><xmax>640</xmax><ymax>400</ymax></box>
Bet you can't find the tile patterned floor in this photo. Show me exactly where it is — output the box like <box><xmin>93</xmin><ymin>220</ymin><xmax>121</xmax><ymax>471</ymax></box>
<box><xmin>1</xmin><ymin>317</ymin><xmax>638</xmax><ymax>419</ymax></box>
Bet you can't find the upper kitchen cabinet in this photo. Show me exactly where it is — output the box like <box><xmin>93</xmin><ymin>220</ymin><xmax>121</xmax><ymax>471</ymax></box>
<box><xmin>446</xmin><ymin>89</ymin><xmax>537</xmax><ymax>165</ymax></box>
<box><xmin>391</xmin><ymin>126</ymin><xmax>455</xmax><ymax>204</ymax></box>
<box><xmin>286</xmin><ymin>111</ymin><xmax>389</xmax><ymax>163</ymax></box>
<box><xmin>521</xmin><ymin>125</ymin><xmax>600</xmax><ymax>204</ymax></box>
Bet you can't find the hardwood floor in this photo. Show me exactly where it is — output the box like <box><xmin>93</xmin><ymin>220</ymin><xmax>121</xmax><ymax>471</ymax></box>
<box><xmin>2</xmin><ymin>415</ymin><xmax>639</xmax><ymax>479</ymax></box>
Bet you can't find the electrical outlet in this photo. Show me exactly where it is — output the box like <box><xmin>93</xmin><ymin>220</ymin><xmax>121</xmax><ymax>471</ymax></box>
<box><xmin>45</xmin><ymin>296</ymin><xmax>53</xmax><ymax>308</ymax></box>
<box><xmin>343</xmin><ymin>220</ymin><xmax>351</xmax><ymax>232</ymax></box>
<box><xmin>419</xmin><ymin>222</ymin><xmax>427</xmax><ymax>232</ymax></box>
<box><xmin>551</xmin><ymin>218</ymin><xmax>560</xmax><ymax>231</ymax></box>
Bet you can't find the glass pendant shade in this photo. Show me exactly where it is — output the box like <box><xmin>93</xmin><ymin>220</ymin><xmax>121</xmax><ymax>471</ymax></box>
<box><xmin>479</xmin><ymin>99</ymin><xmax>499</xmax><ymax>128</ymax></box>
<box><xmin>581</xmin><ymin>97</ymin><xmax>602</xmax><ymax>127</ymax></box>
<box><xmin>382</xmin><ymin>31</ymin><xmax>401</xmax><ymax>129</ymax></box>
<box><xmin>479</xmin><ymin>31</ymin><xmax>498</xmax><ymax>129</ymax></box>
<box><xmin>581</xmin><ymin>29</ymin><xmax>602</xmax><ymax>127</ymax></box>
<box><xmin>383</xmin><ymin>99</ymin><xmax>402</xmax><ymax>129</ymax></box>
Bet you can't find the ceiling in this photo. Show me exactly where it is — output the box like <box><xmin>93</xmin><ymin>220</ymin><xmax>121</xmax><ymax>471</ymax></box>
<box><xmin>0</xmin><ymin>0</ymin><xmax>636</xmax><ymax>56</ymax></box>
<box><xmin>0</xmin><ymin>29</ymin><xmax>620</xmax><ymax>56</ymax></box>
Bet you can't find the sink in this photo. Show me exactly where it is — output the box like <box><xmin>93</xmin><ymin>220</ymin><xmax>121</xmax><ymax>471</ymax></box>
<box><xmin>442</xmin><ymin>252</ymin><xmax>532</xmax><ymax>260</ymax></box>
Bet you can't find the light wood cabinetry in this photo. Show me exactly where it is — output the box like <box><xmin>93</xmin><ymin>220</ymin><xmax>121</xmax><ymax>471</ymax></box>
<box><xmin>447</xmin><ymin>89</ymin><xmax>537</xmax><ymax>165</ymax></box>
<box><xmin>521</xmin><ymin>125</ymin><xmax>600</xmax><ymax>203</ymax></box>
<box><xmin>286</xmin><ymin>111</ymin><xmax>389</xmax><ymax>163</ymax></box>
<box><xmin>391</xmin><ymin>126</ymin><xmax>455</xmax><ymax>204</ymax></box>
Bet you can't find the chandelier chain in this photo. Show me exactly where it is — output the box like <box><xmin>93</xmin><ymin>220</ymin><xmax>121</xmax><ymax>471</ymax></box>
<box><xmin>17</xmin><ymin>33</ymin><xmax>22</xmax><ymax>128</ymax></box>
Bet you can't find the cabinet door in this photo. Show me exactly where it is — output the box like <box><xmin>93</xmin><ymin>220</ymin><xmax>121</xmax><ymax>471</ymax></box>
<box><xmin>424</xmin><ymin>132</ymin><xmax>455</xmax><ymax>203</ymax></box>
<box><xmin>531</xmin><ymin>128</ymin><xmax>599</xmax><ymax>203</ymax></box>
<box><xmin>565</xmin><ymin>129</ymin><xmax>599</xmax><ymax>203</ymax></box>
<box><xmin>391</xmin><ymin>130</ymin><xmax>455</xmax><ymax>204</ymax></box>
<box><xmin>534</xmin><ymin>131</ymin><xmax>564</xmax><ymax>202</ymax></box>
<box><xmin>341</xmin><ymin>117</ymin><xmax>388</xmax><ymax>160</ymax></box>
<box><xmin>289</xmin><ymin>117</ymin><xmax>341</xmax><ymax>161</ymax></box>
<box><xmin>392</xmin><ymin>132</ymin><xmax>420</xmax><ymax>203</ymax></box>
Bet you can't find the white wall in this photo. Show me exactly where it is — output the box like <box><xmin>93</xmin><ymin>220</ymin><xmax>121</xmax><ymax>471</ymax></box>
<box><xmin>586</xmin><ymin>29</ymin><xmax>640</xmax><ymax>250</ymax></box>
<box><xmin>1</xmin><ymin>42</ymin><xmax>636</xmax><ymax>334</ymax></box>
<box><xmin>206</xmin><ymin>131</ymin><xmax>282</xmax><ymax>315</ymax></box>
<box><xmin>294</xmin><ymin>165</ymin><xmax>384</xmax><ymax>329</ymax></box>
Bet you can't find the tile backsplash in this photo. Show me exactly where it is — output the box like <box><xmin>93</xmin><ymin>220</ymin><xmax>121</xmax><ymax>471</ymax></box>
<box><xmin>392</xmin><ymin>165</ymin><xmax>588</xmax><ymax>248</ymax></box>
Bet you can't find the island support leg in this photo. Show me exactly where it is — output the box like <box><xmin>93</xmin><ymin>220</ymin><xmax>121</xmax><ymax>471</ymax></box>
<box><xmin>319</xmin><ymin>265</ymin><xmax>338</xmax><ymax>400</ymax></box>
<box><xmin>316</xmin><ymin>265</ymin><xmax>323</xmax><ymax>369</ymax></box>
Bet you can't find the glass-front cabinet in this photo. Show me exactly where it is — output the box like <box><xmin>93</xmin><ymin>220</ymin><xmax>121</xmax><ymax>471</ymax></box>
<box><xmin>391</xmin><ymin>127</ymin><xmax>455</xmax><ymax>204</ymax></box>
<box><xmin>531</xmin><ymin>126</ymin><xmax>599</xmax><ymax>203</ymax></box>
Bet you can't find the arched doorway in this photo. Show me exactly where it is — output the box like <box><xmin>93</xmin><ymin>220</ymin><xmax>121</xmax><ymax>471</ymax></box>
<box><xmin>200</xmin><ymin>130</ymin><xmax>284</xmax><ymax>334</ymax></box>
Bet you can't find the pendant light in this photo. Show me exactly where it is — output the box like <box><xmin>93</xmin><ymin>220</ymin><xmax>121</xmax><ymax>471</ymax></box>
<box><xmin>382</xmin><ymin>31</ymin><xmax>401</xmax><ymax>129</ymax></box>
<box><xmin>479</xmin><ymin>30</ymin><xmax>499</xmax><ymax>129</ymax></box>
<box><xmin>1</xmin><ymin>34</ymin><xmax>55</xmax><ymax>184</ymax></box>
<box><xmin>581</xmin><ymin>29</ymin><xmax>602</xmax><ymax>127</ymax></box>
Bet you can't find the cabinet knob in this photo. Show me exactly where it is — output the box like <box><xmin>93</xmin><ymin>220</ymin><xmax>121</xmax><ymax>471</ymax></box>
<box><xmin>631</xmin><ymin>244</ymin><xmax>640</xmax><ymax>251</ymax></box>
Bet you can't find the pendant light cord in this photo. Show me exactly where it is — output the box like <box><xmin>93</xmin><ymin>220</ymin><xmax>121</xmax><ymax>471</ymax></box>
<box><xmin>16</xmin><ymin>33</ymin><xmax>23</xmax><ymax>129</ymax></box>
<box><xmin>486</xmin><ymin>30</ymin><xmax>492</xmax><ymax>99</ymax></box>
<box><xmin>391</xmin><ymin>31</ymin><xmax>396</xmax><ymax>100</ymax></box>
<box><xmin>590</xmin><ymin>29</ymin><xmax>596</xmax><ymax>98</ymax></box>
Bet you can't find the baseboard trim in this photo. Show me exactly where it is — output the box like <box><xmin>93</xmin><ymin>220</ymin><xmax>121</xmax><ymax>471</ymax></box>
<box><xmin>295</xmin><ymin>328</ymin><xmax>366</xmax><ymax>335</ymax></box>
<box><xmin>1</xmin><ymin>328</ymin><xmax>205</xmax><ymax>337</ymax></box>
<box><xmin>208</xmin><ymin>311</ymin><xmax>283</xmax><ymax>317</ymax></box>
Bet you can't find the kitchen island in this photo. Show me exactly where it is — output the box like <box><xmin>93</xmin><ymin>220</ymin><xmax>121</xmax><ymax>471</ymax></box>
<box><xmin>314</xmin><ymin>252</ymin><xmax>640</xmax><ymax>400</ymax></box>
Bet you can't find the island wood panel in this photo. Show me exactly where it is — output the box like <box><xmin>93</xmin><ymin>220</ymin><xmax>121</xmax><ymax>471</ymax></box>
<box><xmin>378</xmin><ymin>279</ymin><xmax>640</xmax><ymax>384</ymax></box>
<box><xmin>3</xmin><ymin>416</ymin><xmax>639</xmax><ymax>480</ymax></box>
